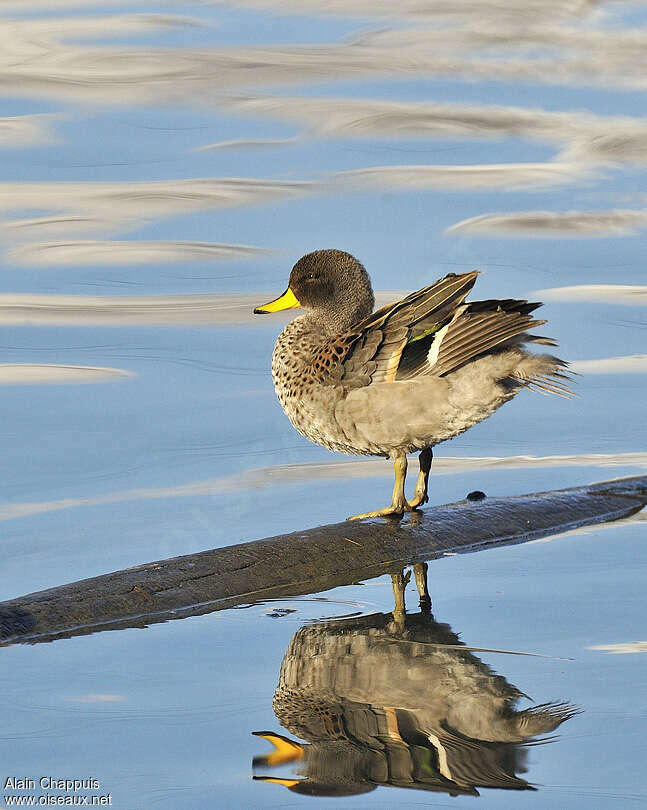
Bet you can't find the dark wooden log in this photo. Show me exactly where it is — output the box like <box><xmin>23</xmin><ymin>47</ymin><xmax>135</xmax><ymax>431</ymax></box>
<box><xmin>1</xmin><ymin>475</ymin><xmax>645</xmax><ymax>647</ymax></box>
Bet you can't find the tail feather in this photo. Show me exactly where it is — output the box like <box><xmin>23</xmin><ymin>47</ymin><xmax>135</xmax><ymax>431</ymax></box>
<box><xmin>515</xmin><ymin>702</ymin><xmax>580</xmax><ymax>737</ymax></box>
<box><xmin>387</xmin><ymin>283</ymin><xmax>572</xmax><ymax>398</ymax></box>
<box><xmin>523</xmin><ymin>333</ymin><xmax>559</xmax><ymax>347</ymax></box>
<box><xmin>511</xmin><ymin>355</ymin><xmax>575</xmax><ymax>398</ymax></box>
<box><xmin>431</xmin><ymin>311</ymin><xmax>544</xmax><ymax>377</ymax></box>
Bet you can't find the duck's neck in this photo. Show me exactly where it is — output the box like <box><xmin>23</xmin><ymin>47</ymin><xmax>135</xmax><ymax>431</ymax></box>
<box><xmin>306</xmin><ymin>294</ymin><xmax>375</xmax><ymax>337</ymax></box>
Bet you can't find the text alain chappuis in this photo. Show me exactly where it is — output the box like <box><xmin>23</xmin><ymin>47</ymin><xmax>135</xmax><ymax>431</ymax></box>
<box><xmin>4</xmin><ymin>777</ymin><xmax>111</xmax><ymax>806</ymax></box>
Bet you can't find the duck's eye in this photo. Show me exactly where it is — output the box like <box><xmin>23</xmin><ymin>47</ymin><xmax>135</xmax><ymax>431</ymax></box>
<box><xmin>307</xmin><ymin>272</ymin><xmax>315</xmax><ymax>280</ymax></box>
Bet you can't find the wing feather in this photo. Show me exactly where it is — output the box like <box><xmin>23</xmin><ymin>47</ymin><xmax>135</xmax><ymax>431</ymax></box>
<box><xmin>312</xmin><ymin>275</ymin><xmax>571</xmax><ymax>397</ymax></box>
<box><xmin>338</xmin><ymin>271</ymin><xmax>479</xmax><ymax>388</ymax></box>
<box><xmin>430</xmin><ymin>311</ymin><xmax>545</xmax><ymax>377</ymax></box>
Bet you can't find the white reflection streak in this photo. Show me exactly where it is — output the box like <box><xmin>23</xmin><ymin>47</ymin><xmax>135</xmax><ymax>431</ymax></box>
<box><xmin>8</xmin><ymin>240</ymin><xmax>273</xmax><ymax>267</ymax></box>
<box><xmin>334</xmin><ymin>162</ymin><xmax>593</xmax><ymax>191</ymax></box>
<box><xmin>0</xmin><ymin>13</ymin><xmax>197</xmax><ymax>42</ymax></box>
<box><xmin>0</xmin><ymin>293</ymin><xmax>262</xmax><ymax>327</ymax></box>
<box><xmin>533</xmin><ymin>285</ymin><xmax>647</xmax><ymax>304</ymax></box>
<box><xmin>0</xmin><ymin>452</ymin><xmax>645</xmax><ymax>522</ymax></box>
<box><xmin>0</xmin><ymin>215</ymin><xmax>128</xmax><ymax>241</ymax></box>
<box><xmin>0</xmin><ymin>364</ymin><xmax>134</xmax><ymax>384</ymax></box>
<box><xmin>4</xmin><ymin>0</ymin><xmax>149</xmax><ymax>11</ymax></box>
<box><xmin>448</xmin><ymin>210</ymin><xmax>647</xmax><ymax>237</ymax></box>
<box><xmin>588</xmin><ymin>641</ymin><xmax>647</xmax><ymax>654</ymax></box>
<box><xmin>196</xmin><ymin>136</ymin><xmax>300</xmax><ymax>151</ymax></box>
<box><xmin>570</xmin><ymin>355</ymin><xmax>647</xmax><ymax>374</ymax></box>
<box><xmin>0</xmin><ymin>114</ymin><xmax>62</xmax><ymax>148</ymax></box>
<box><xmin>0</xmin><ymin>179</ymin><xmax>314</xmax><ymax>218</ymax></box>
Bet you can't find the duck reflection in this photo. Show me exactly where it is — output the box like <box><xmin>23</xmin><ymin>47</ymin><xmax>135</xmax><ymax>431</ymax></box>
<box><xmin>253</xmin><ymin>564</ymin><xmax>577</xmax><ymax>798</ymax></box>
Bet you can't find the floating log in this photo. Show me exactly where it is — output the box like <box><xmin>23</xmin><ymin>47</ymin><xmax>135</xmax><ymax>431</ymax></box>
<box><xmin>1</xmin><ymin>475</ymin><xmax>645</xmax><ymax>647</ymax></box>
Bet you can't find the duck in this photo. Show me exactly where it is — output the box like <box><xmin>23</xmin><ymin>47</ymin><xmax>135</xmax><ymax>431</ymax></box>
<box><xmin>254</xmin><ymin>249</ymin><xmax>571</xmax><ymax>520</ymax></box>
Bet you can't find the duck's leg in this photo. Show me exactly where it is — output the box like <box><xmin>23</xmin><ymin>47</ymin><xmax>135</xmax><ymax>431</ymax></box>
<box><xmin>389</xmin><ymin>568</ymin><xmax>411</xmax><ymax>633</ymax></box>
<box><xmin>406</xmin><ymin>447</ymin><xmax>433</xmax><ymax>510</ymax></box>
<box><xmin>413</xmin><ymin>561</ymin><xmax>431</xmax><ymax>612</ymax></box>
<box><xmin>347</xmin><ymin>453</ymin><xmax>408</xmax><ymax>520</ymax></box>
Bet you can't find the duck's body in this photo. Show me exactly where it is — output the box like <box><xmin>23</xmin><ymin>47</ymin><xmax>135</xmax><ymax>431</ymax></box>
<box><xmin>256</xmin><ymin>250</ymin><xmax>570</xmax><ymax>519</ymax></box>
<box><xmin>272</xmin><ymin>318</ymin><xmax>558</xmax><ymax>457</ymax></box>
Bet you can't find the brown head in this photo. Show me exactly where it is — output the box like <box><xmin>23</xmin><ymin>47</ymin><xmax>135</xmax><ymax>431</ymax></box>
<box><xmin>254</xmin><ymin>249</ymin><xmax>374</xmax><ymax>333</ymax></box>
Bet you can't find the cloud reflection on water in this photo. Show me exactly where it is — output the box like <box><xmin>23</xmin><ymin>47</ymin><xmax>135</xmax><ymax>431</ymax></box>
<box><xmin>0</xmin><ymin>452</ymin><xmax>644</xmax><ymax>522</ymax></box>
<box><xmin>334</xmin><ymin>162</ymin><xmax>592</xmax><ymax>191</ymax></box>
<box><xmin>0</xmin><ymin>363</ymin><xmax>133</xmax><ymax>384</ymax></box>
<box><xmin>449</xmin><ymin>210</ymin><xmax>647</xmax><ymax>237</ymax></box>
<box><xmin>0</xmin><ymin>114</ymin><xmax>62</xmax><ymax>148</ymax></box>
<box><xmin>196</xmin><ymin>136</ymin><xmax>300</xmax><ymax>151</ymax></box>
<box><xmin>570</xmin><ymin>355</ymin><xmax>647</xmax><ymax>374</ymax></box>
<box><xmin>8</xmin><ymin>240</ymin><xmax>273</xmax><ymax>267</ymax></box>
<box><xmin>0</xmin><ymin>178</ymin><xmax>311</xmax><ymax>264</ymax></box>
<box><xmin>3</xmin><ymin>3</ymin><xmax>647</xmax><ymax>256</ymax></box>
<box><xmin>0</xmin><ymin>11</ymin><xmax>197</xmax><ymax>44</ymax></box>
<box><xmin>3</xmin><ymin>0</ymin><xmax>125</xmax><ymax>8</ymax></box>
<box><xmin>3</xmin><ymin>3</ymin><xmax>647</xmax><ymax>107</ymax></box>
<box><xmin>228</xmin><ymin>94</ymin><xmax>647</xmax><ymax>167</ymax></box>
<box><xmin>534</xmin><ymin>284</ymin><xmax>647</xmax><ymax>304</ymax></box>
<box><xmin>0</xmin><ymin>178</ymin><xmax>314</xmax><ymax>220</ymax></box>
<box><xmin>588</xmin><ymin>641</ymin><xmax>647</xmax><ymax>654</ymax></box>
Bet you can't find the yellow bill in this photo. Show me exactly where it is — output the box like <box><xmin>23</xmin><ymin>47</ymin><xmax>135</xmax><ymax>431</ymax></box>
<box><xmin>254</xmin><ymin>287</ymin><xmax>301</xmax><ymax>314</ymax></box>
<box><xmin>252</xmin><ymin>731</ymin><xmax>304</xmax><ymax>766</ymax></box>
<box><xmin>252</xmin><ymin>777</ymin><xmax>301</xmax><ymax>788</ymax></box>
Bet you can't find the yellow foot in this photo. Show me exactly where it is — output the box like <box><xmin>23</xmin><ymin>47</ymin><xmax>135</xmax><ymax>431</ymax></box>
<box><xmin>405</xmin><ymin>492</ymin><xmax>429</xmax><ymax>511</ymax></box>
<box><xmin>347</xmin><ymin>503</ymin><xmax>406</xmax><ymax>521</ymax></box>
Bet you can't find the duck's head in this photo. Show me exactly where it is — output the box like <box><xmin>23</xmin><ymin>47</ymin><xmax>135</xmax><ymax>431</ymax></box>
<box><xmin>254</xmin><ymin>249</ymin><xmax>374</xmax><ymax>333</ymax></box>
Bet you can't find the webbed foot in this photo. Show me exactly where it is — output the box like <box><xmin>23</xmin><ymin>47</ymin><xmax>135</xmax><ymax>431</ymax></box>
<box><xmin>347</xmin><ymin>501</ymin><xmax>406</xmax><ymax>521</ymax></box>
<box><xmin>405</xmin><ymin>491</ymin><xmax>429</xmax><ymax>510</ymax></box>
